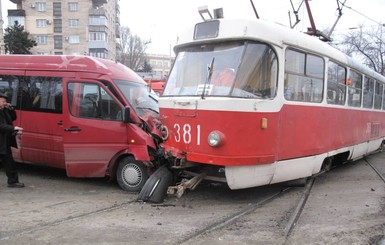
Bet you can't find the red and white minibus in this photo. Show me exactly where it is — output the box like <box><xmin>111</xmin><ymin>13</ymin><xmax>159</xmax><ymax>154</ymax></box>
<box><xmin>0</xmin><ymin>55</ymin><xmax>163</xmax><ymax>191</ymax></box>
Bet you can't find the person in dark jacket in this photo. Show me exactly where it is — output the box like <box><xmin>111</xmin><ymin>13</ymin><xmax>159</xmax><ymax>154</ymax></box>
<box><xmin>0</xmin><ymin>93</ymin><xmax>24</xmax><ymax>187</ymax></box>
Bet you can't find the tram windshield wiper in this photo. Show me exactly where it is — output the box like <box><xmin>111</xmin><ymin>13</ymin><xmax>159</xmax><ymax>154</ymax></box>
<box><xmin>201</xmin><ymin>57</ymin><xmax>215</xmax><ymax>99</ymax></box>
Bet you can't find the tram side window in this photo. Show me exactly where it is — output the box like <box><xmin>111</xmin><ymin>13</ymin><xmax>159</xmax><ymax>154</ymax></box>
<box><xmin>381</xmin><ymin>84</ymin><xmax>385</xmax><ymax>110</ymax></box>
<box><xmin>363</xmin><ymin>77</ymin><xmax>374</xmax><ymax>109</ymax></box>
<box><xmin>68</xmin><ymin>82</ymin><xmax>121</xmax><ymax>120</ymax></box>
<box><xmin>327</xmin><ymin>62</ymin><xmax>346</xmax><ymax>105</ymax></box>
<box><xmin>347</xmin><ymin>70</ymin><xmax>362</xmax><ymax>107</ymax></box>
<box><xmin>18</xmin><ymin>76</ymin><xmax>63</xmax><ymax>113</ymax></box>
<box><xmin>0</xmin><ymin>75</ymin><xmax>19</xmax><ymax>106</ymax></box>
<box><xmin>284</xmin><ymin>49</ymin><xmax>324</xmax><ymax>102</ymax></box>
<box><xmin>374</xmin><ymin>81</ymin><xmax>383</xmax><ymax>109</ymax></box>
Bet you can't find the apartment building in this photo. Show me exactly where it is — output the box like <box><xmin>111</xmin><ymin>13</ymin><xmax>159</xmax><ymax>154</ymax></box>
<box><xmin>7</xmin><ymin>0</ymin><xmax>120</xmax><ymax>59</ymax></box>
<box><xmin>145</xmin><ymin>53</ymin><xmax>174</xmax><ymax>78</ymax></box>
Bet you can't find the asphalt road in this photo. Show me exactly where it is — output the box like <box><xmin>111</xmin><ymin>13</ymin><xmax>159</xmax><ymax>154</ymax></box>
<box><xmin>0</xmin><ymin>152</ymin><xmax>384</xmax><ymax>245</ymax></box>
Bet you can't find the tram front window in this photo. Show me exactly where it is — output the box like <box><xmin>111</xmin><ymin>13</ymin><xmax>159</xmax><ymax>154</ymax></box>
<box><xmin>163</xmin><ymin>41</ymin><xmax>278</xmax><ymax>99</ymax></box>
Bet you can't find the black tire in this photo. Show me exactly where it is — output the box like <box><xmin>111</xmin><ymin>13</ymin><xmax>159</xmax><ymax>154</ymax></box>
<box><xmin>116</xmin><ymin>157</ymin><xmax>149</xmax><ymax>192</ymax></box>
<box><xmin>137</xmin><ymin>165</ymin><xmax>173</xmax><ymax>203</ymax></box>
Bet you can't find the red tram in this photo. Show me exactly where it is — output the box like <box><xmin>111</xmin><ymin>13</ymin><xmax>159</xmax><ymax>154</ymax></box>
<box><xmin>158</xmin><ymin>18</ymin><xmax>385</xmax><ymax>191</ymax></box>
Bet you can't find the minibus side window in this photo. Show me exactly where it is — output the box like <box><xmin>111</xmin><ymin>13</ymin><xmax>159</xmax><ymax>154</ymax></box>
<box><xmin>0</xmin><ymin>75</ymin><xmax>19</xmax><ymax>106</ymax></box>
<box><xmin>19</xmin><ymin>76</ymin><xmax>63</xmax><ymax>113</ymax></box>
<box><xmin>68</xmin><ymin>82</ymin><xmax>122</xmax><ymax>120</ymax></box>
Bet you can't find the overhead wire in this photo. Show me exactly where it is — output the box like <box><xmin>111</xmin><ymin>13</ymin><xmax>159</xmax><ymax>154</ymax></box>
<box><xmin>338</xmin><ymin>0</ymin><xmax>383</xmax><ymax>26</ymax></box>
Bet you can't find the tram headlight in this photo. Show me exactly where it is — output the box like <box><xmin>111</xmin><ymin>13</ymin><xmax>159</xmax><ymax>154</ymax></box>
<box><xmin>207</xmin><ymin>131</ymin><xmax>223</xmax><ymax>147</ymax></box>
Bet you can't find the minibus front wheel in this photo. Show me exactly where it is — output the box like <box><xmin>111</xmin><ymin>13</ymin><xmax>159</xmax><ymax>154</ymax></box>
<box><xmin>117</xmin><ymin>156</ymin><xmax>149</xmax><ymax>192</ymax></box>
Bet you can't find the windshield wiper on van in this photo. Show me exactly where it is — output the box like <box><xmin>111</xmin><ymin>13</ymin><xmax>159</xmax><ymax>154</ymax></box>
<box><xmin>201</xmin><ymin>57</ymin><xmax>215</xmax><ymax>99</ymax></box>
<box><xmin>148</xmin><ymin>94</ymin><xmax>158</xmax><ymax>102</ymax></box>
<box><xmin>135</xmin><ymin>107</ymin><xmax>159</xmax><ymax>114</ymax></box>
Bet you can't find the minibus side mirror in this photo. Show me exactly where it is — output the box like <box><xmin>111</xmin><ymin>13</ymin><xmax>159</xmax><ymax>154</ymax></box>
<box><xmin>122</xmin><ymin>107</ymin><xmax>131</xmax><ymax>123</ymax></box>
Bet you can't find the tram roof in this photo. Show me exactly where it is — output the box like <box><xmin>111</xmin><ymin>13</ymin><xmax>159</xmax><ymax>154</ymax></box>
<box><xmin>175</xmin><ymin>18</ymin><xmax>385</xmax><ymax>83</ymax></box>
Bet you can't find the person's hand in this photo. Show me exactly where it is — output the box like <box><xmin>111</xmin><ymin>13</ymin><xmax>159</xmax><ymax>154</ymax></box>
<box><xmin>14</xmin><ymin>126</ymin><xmax>23</xmax><ymax>131</ymax></box>
<box><xmin>4</xmin><ymin>103</ymin><xmax>13</xmax><ymax>109</ymax></box>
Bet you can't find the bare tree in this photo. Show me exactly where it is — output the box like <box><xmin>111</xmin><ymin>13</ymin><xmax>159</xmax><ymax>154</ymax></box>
<box><xmin>117</xmin><ymin>26</ymin><xmax>150</xmax><ymax>71</ymax></box>
<box><xmin>338</xmin><ymin>25</ymin><xmax>385</xmax><ymax>75</ymax></box>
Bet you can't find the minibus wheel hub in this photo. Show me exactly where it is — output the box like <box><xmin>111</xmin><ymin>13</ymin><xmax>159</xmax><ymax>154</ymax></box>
<box><xmin>116</xmin><ymin>157</ymin><xmax>149</xmax><ymax>192</ymax></box>
<box><xmin>123</xmin><ymin>163</ymin><xmax>142</xmax><ymax>186</ymax></box>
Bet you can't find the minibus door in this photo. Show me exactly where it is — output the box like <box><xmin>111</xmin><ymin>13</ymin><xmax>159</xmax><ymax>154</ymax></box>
<box><xmin>17</xmin><ymin>71</ymin><xmax>67</xmax><ymax>168</ymax></box>
<box><xmin>63</xmin><ymin>80</ymin><xmax>128</xmax><ymax>177</ymax></box>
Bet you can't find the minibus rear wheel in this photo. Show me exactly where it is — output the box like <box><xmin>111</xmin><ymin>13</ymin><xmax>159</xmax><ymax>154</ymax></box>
<box><xmin>117</xmin><ymin>157</ymin><xmax>149</xmax><ymax>192</ymax></box>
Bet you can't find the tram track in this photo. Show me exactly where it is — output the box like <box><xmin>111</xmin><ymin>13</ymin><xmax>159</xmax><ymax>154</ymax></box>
<box><xmin>283</xmin><ymin>177</ymin><xmax>315</xmax><ymax>238</ymax></box>
<box><xmin>0</xmin><ymin>199</ymin><xmax>138</xmax><ymax>241</ymax></box>
<box><xmin>284</xmin><ymin>154</ymin><xmax>385</xmax><ymax>240</ymax></box>
<box><xmin>173</xmin><ymin>188</ymin><xmax>289</xmax><ymax>245</ymax></box>
<box><xmin>364</xmin><ymin>157</ymin><xmax>385</xmax><ymax>183</ymax></box>
<box><xmin>166</xmin><ymin>156</ymin><xmax>384</xmax><ymax>244</ymax></box>
<box><xmin>172</xmin><ymin>177</ymin><xmax>318</xmax><ymax>245</ymax></box>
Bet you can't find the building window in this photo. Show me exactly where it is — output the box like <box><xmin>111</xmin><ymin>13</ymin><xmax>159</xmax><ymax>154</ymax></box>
<box><xmin>35</xmin><ymin>2</ymin><xmax>46</xmax><ymax>11</ymax></box>
<box><xmin>53</xmin><ymin>2</ymin><xmax>62</xmax><ymax>16</ymax></box>
<box><xmin>69</xmin><ymin>19</ymin><xmax>79</xmax><ymax>27</ymax></box>
<box><xmin>89</xmin><ymin>32</ymin><xmax>106</xmax><ymax>41</ymax></box>
<box><xmin>36</xmin><ymin>19</ymin><xmax>47</xmax><ymax>28</ymax></box>
<box><xmin>9</xmin><ymin>17</ymin><xmax>24</xmax><ymax>26</ymax></box>
<box><xmin>68</xmin><ymin>35</ymin><xmax>80</xmax><ymax>44</ymax></box>
<box><xmin>36</xmin><ymin>35</ymin><xmax>48</xmax><ymax>45</ymax></box>
<box><xmin>54</xmin><ymin>35</ymin><xmax>63</xmax><ymax>49</ymax></box>
<box><xmin>89</xmin><ymin>16</ymin><xmax>106</xmax><ymax>26</ymax></box>
<box><xmin>68</xmin><ymin>2</ymin><xmax>78</xmax><ymax>12</ymax></box>
<box><xmin>53</xmin><ymin>19</ymin><xmax>62</xmax><ymax>33</ymax></box>
<box><xmin>89</xmin><ymin>49</ymin><xmax>107</xmax><ymax>59</ymax></box>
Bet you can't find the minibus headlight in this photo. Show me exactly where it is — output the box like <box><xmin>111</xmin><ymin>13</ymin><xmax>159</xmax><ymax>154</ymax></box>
<box><xmin>161</xmin><ymin>125</ymin><xmax>169</xmax><ymax>140</ymax></box>
<box><xmin>208</xmin><ymin>131</ymin><xmax>223</xmax><ymax>147</ymax></box>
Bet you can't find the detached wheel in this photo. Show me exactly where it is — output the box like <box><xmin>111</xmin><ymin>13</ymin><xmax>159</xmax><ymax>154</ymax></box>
<box><xmin>117</xmin><ymin>157</ymin><xmax>149</xmax><ymax>192</ymax></box>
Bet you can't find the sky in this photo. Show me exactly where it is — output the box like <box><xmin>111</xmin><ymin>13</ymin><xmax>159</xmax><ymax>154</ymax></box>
<box><xmin>119</xmin><ymin>0</ymin><xmax>385</xmax><ymax>55</ymax></box>
<box><xmin>1</xmin><ymin>0</ymin><xmax>384</xmax><ymax>55</ymax></box>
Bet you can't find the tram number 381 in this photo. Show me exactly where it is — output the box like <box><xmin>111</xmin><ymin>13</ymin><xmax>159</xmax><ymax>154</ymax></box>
<box><xmin>173</xmin><ymin>123</ymin><xmax>201</xmax><ymax>145</ymax></box>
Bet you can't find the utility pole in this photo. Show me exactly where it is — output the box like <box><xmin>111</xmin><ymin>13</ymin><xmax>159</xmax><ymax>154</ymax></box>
<box><xmin>0</xmin><ymin>0</ymin><xmax>4</xmax><ymax>54</ymax></box>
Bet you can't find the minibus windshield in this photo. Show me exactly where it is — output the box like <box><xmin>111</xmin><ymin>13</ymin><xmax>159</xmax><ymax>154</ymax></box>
<box><xmin>115</xmin><ymin>80</ymin><xmax>159</xmax><ymax>117</ymax></box>
<box><xmin>163</xmin><ymin>41</ymin><xmax>278</xmax><ymax>99</ymax></box>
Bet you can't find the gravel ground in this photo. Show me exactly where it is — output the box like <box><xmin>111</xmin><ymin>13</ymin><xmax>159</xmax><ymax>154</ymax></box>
<box><xmin>0</xmin><ymin>152</ymin><xmax>384</xmax><ymax>245</ymax></box>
